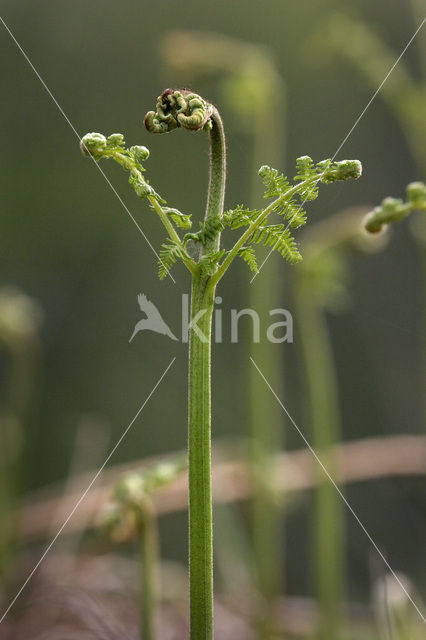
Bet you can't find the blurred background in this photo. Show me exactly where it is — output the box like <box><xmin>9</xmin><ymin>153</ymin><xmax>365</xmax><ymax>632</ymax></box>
<box><xmin>0</xmin><ymin>1</ymin><xmax>425</xmax><ymax>638</ymax></box>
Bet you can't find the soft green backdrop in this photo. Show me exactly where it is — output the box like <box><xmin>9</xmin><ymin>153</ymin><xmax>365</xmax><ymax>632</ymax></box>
<box><xmin>1</xmin><ymin>0</ymin><xmax>424</xmax><ymax>602</ymax></box>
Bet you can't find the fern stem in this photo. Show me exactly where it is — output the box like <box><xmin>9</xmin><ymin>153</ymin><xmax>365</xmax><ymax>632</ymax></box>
<box><xmin>148</xmin><ymin>195</ymin><xmax>183</xmax><ymax>246</ymax></box>
<box><xmin>188</xmin><ymin>270</ymin><xmax>215</xmax><ymax>639</ymax></box>
<box><xmin>187</xmin><ymin>103</ymin><xmax>226</xmax><ymax>640</ymax></box>
<box><xmin>202</xmin><ymin>107</ymin><xmax>226</xmax><ymax>256</ymax></box>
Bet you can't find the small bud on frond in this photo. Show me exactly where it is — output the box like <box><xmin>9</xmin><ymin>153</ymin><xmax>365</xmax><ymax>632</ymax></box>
<box><xmin>406</xmin><ymin>181</ymin><xmax>426</xmax><ymax>207</ymax></box>
<box><xmin>80</xmin><ymin>132</ymin><xmax>107</xmax><ymax>158</ymax></box>
<box><xmin>322</xmin><ymin>159</ymin><xmax>362</xmax><ymax>183</ymax></box>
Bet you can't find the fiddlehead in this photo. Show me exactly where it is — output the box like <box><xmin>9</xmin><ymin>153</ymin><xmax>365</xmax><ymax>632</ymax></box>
<box><xmin>363</xmin><ymin>181</ymin><xmax>426</xmax><ymax>233</ymax></box>
<box><xmin>144</xmin><ymin>89</ymin><xmax>226</xmax><ymax>259</ymax></box>
<box><xmin>144</xmin><ymin>89</ymin><xmax>214</xmax><ymax>134</ymax></box>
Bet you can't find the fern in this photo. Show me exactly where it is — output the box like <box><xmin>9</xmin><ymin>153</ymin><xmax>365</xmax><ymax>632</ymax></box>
<box><xmin>258</xmin><ymin>164</ymin><xmax>312</xmax><ymax>223</ymax></box>
<box><xmin>184</xmin><ymin>215</ymin><xmax>224</xmax><ymax>245</ymax></box>
<box><xmin>249</xmin><ymin>224</ymin><xmax>302</xmax><ymax>264</ymax></box>
<box><xmin>364</xmin><ymin>181</ymin><xmax>426</xmax><ymax>233</ymax></box>
<box><xmin>238</xmin><ymin>246</ymin><xmax>259</xmax><ymax>272</ymax></box>
<box><xmin>259</xmin><ymin>165</ymin><xmax>290</xmax><ymax>199</ymax></box>
<box><xmin>223</xmin><ymin>205</ymin><xmax>261</xmax><ymax>229</ymax></box>
<box><xmin>158</xmin><ymin>241</ymin><xmax>187</xmax><ymax>279</ymax></box>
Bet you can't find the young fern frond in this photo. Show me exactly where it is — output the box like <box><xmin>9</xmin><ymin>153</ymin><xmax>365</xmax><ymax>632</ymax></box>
<box><xmin>250</xmin><ymin>224</ymin><xmax>302</xmax><ymax>264</ymax></box>
<box><xmin>81</xmin><ymin>89</ymin><xmax>363</xmax><ymax>640</ymax></box>
<box><xmin>363</xmin><ymin>181</ymin><xmax>426</xmax><ymax>233</ymax></box>
<box><xmin>158</xmin><ymin>241</ymin><xmax>188</xmax><ymax>280</ymax></box>
<box><xmin>213</xmin><ymin>156</ymin><xmax>361</xmax><ymax>284</ymax></box>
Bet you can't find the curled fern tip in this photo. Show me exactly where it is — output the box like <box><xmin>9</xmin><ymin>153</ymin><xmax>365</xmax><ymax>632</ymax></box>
<box><xmin>144</xmin><ymin>88</ymin><xmax>214</xmax><ymax>134</ymax></box>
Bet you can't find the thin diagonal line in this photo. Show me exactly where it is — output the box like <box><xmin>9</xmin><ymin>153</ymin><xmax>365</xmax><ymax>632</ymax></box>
<box><xmin>0</xmin><ymin>356</ymin><xmax>176</xmax><ymax>625</ymax></box>
<box><xmin>250</xmin><ymin>356</ymin><xmax>426</xmax><ymax>625</ymax></box>
<box><xmin>0</xmin><ymin>16</ymin><xmax>176</xmax><ymax>284</ymax></box>
<box><xmin>331</xmin><ymin>15</ymin><xmax>426</xmax><ymax>160</ymax></box>
<box><xmin>251</xmin><ymin>16</ymin><xmax>426</xmax><ymax>282</ymax></box>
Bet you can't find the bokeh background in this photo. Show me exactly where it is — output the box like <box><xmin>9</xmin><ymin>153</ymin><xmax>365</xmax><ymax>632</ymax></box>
<box><xmin>0</xmin><ymin>0</ymin><xmax>425</xmax><ymax>638</ymax></box>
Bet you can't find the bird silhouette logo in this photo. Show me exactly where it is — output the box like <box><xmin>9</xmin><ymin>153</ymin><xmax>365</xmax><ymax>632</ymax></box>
<box><xmin>129</xmin><ymin>293</ymin><xmax>178</xmax><ymax>343</ymax></box>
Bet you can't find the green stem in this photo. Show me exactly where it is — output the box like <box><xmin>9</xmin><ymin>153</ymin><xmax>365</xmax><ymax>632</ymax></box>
<box><xmin>148</xmin><ymin>195</ymin><xmax>183</xmax><ymax>246</ymax></box>
<box><xmin>188</xmin><ymin>107</ymin><xmax>225</xmax><ymax>639</ymax></box>
<box><xmin>137</xmin><ymin>500</ymin><xmax>159</xmax><ymax>640</ymax></box>
<box><xmin>114</xmin><ymin>151</ymin><xmax>196</xmax><ymax>273</ymax></box>
<box><xmin>188</xmin><ymin>271</ymin><xmax>215</xmax><ymax>639</ymax></box>
<box><xmin>202</xmin><ymin>108</ymin><xmax>226</xmax><ymax>256</ymax></box>
<box><xmin>296</xmin><ymin>291</ymin><xmax>344</xmax><ymax>640</ymax></box>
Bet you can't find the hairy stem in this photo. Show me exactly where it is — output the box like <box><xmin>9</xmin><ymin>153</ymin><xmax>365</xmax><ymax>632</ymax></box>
<box><xmin>202</xmin><ymin>107</ymin><xmax>226</xmax><ymax>256</ymax></box>
<box><xmin>188</xmin><ymin>271</ymin><xmax>215</xmax><ymax>639</ymax></box>
<box><xmin>187</xmin><ymin>101</ymin><xmax>226</xmax><ymax>640</ymax></box>
<box><xmin>148</xmin><ymin>195</ymin><xmax>183</xmax><ymax>246</ymax></box>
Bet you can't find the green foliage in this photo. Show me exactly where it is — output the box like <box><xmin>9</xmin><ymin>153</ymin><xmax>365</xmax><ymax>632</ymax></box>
<box><xmin>199</xmin><ymin>250</ymin><xmax>226</xmax><ymax>275</ymax></box>
<box><xmin>222</xmin><ymin>205</ymin><xmax>261</xmax><ymax>229</ymax></box>
<box><xmin>222</xmin><ymin>157</ymin><xmax>361</xmax><ymax>274</ymax></box>
<box><xmin>364</xmin><ymin>181</ymin><xmax>426</xmax><ymax>233</ymax></box>
<box><xmin>238</xmin><ymin>246</ymin><xmax>259</xmax><ymax>272</ymax></box>
<box><xmin>250</xmin><ymin>224</ymin><xmax>302</xmax><ymax>264</ymax></box>
<box><xmin>81</xmin><ymin>112</ymin><xmax>361</xmax><ymax>284</ymax></box>
<box><xmin>80</xmin><ymin>132</ymin><xmax>164</xmax><ymax>203</ymax></box>
<box><xmin>158</xmin><ymin>241</ymin><xmax>188</xmax><ymax>280</ymax></box>
<box><xmin>163</xmin><ymin>207</ymin><xmax>192</xmax><ymax>229</ymax></box>
<box><xmin>185</xmin><ymin>215</ymin><xmax>224</xmax><ymax>246</ymax></box>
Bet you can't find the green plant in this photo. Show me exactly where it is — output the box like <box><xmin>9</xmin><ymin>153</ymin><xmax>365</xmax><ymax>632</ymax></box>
<box><xmin>363</xmin><ymin>182</ymin><xmax>426</xmax><ymax>233</ymax></box>
<box><xmin>80</xmin><ymin>88</ymin><xmax>361</xmax><ymax>639</ymax></box>
<box><xmin>161</xmin><ymin>32</ymin><xmax>287</xmax><ymax>634</ymax></box>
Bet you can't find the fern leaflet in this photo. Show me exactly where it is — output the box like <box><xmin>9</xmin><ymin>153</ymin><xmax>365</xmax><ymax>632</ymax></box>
<box><xmin>238</xmin><ymin>246</ymin><xmax>259</xmax><ymax>272</ymax></box>
<box><xmin>158</xmin><ymin>241</ymin><xmax>187</xmax><ymax>280</ymax></box>
<box><xmin>249</xmin><ymin>224</ymin><xmax>302</xmax><ymax>264</ymax></box>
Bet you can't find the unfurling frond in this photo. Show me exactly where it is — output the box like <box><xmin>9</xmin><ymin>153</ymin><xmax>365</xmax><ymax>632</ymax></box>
<box><xmin>158</xmin><ymin>241</ymin><xmax>187</xmax><ymax>280</ymax></box>
<box><xmin>249</xmin><ymin>224</ymin><xmax>302</xmax><ymax>264</ymax></box>
<box><xmin>144</xmin><ymin>89</ymin><xmax>214</xmax><ymax>134</ymax></box>
<box><xmin>238</xmin><ymin>246</ymin><xmax>259</xmax><ymax>272</ymax></box>
<box><xmin>363</xmin><ymin>181</ymin><xmax>426</xmax><ymax>233</ymax></box>
<box><xmin>80</xmin><ymin>132</ymin><xmax>165</xmax><ymax>203</ymax></box>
